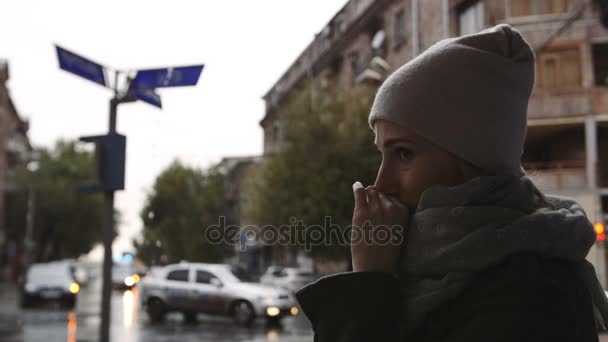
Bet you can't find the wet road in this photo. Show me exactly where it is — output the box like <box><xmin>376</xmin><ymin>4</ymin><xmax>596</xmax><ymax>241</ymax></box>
<box><xmin>0</xmin><ymin>274</ymin><xmax>313</xmax><ymax>342</ymax></box>
<box><xmin>5</xmin><ymin>275</ymin><xmax>608</xmax><ymax>342</ymax></box>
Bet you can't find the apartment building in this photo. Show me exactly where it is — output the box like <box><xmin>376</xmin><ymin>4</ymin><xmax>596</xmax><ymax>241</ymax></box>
<box><xmin>260</xmin><ymin>0</ymin><xmax>608</xmax><ymax>281</ymax></box>
<box><xmin>0</xmin><ymin>60</ymin><xmax>31</xmax><ymax>278</ymax></box>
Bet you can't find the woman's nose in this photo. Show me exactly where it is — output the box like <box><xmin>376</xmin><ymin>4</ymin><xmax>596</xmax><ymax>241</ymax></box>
<box><xmin>374</xmin><ymin>164</ymin><xmax>396</xmax><ymax>195</ymax></box>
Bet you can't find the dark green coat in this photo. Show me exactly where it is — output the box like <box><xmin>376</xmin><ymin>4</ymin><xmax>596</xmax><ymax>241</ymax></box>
<box><xmin>296</xmin><ymin>253</ymin><xmax>598</xmax><ymax>342</ymax></box>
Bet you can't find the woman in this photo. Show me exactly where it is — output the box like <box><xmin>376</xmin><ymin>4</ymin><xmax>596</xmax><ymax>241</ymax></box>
<box><xmin>295</xmin><ymin>24</ymin><xmax>608</xmax><ymax>342</ymax></box>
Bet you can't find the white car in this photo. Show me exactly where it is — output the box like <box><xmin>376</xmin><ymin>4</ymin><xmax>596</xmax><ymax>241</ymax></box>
<box><xmin>140</xmin><ymin>262</ymin><xmax>298</xmax><ymax>325</ymax></box>
<box><xmin>112</xmin><ymin>263</ymin><xmax>139</xmax><ymax>290</ymax></box>
<box><xmin>20</xmin><ymin>262</ymin><xmax>80</xmax><ymax>309</ymax></box>
<box><xmin>260</xmin><ymin>266</ymin><xmax>316</xmax><ymax>293</ymax></box>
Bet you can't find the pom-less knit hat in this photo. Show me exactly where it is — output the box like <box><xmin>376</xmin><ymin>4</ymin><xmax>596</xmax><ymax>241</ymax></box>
<box><xmin>368</xmin><ymin>24</ymin><xmax>535</xmax><ymax>176</ymax></box>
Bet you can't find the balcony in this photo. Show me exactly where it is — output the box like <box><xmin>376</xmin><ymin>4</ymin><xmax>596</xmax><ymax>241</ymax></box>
<box><xmin>528</xmin><ymin>89</ymin><xmax>592</xmax><ymax>119</ymax></box>
<box><xmin>524</xmin><ymin>160</ymin><xmax>587</xmax><ymax>192</ymax></box>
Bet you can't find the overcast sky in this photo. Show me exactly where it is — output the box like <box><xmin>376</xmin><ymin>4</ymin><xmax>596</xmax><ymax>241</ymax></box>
<box><xmin>1</xmin><ymin>0</ymin><xmax>349</xmax><ymax>259</ymax></box>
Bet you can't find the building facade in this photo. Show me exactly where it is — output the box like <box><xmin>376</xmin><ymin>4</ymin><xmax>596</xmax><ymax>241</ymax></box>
<box><xmin>0</xmin><ymin>60</ymin><xmax>31</xmax><ymax>280</ymax></box>
<box><xmin>261</xmin><ymin>0</ymin><xmax>608</xmax><ymax>282</ymax></box>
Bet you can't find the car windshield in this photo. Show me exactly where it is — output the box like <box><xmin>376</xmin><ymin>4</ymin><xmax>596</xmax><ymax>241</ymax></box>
<box><xmin>28</xmin><ymin>264</ymin><xmax>72</xmax><ymax>282</ymax></box>
<box><xmin>114</xmin><ymin>265</ymin><xmax>134</xmax><ymax>277</ymax></box>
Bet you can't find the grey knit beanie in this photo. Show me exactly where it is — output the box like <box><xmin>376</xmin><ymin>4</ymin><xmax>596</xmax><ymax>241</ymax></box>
<box><xmin>368</xmin><ymin>24</ymin><xmax>535</xmax><ymax>176</ymax></box>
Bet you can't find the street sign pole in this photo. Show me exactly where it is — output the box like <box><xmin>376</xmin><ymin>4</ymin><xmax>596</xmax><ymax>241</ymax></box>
<box><xmin>55</xmin><ymin>45</ymin><xmax>204</xmax><ymax>342</ymax></box>
<box><xmin>98</xmin><ymin>97</ymin><xmax>116</xmax><ymax>342</ymax></box>
<box><xmin>100</xmin><ymin>94</ymin><xmax>133</xmax><ymax>342</ymax></box>
<box><xmin>100</xmin><ymin>182</ymin><xmax>113</xmax><ymax>342</ymax></box>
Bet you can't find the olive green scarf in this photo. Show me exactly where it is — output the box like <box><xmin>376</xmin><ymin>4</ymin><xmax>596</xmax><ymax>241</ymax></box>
<box><xmin>398</xmin><ymin>175</ymin><xmax>608</xmax><ymax>338</ymax></box>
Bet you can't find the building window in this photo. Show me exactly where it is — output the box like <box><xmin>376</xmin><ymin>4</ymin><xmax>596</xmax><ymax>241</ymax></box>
<box><xmin>350</xmin><ymin>51</ymin><xmax>362</xmax><ymax>80</ymax></box>
<box><xmin>354</xmin><ymin>0</ymin><xmax>364</xmax><ymax>15</ymax></box>
<box><xmin>274</xmin><ymin>120</ymin><xmax>283</xmax><ymax>148</ymax></box>
<box><xmin>510</xmin><ymin>0</ymin><xmax>571</xmax><ymax>17</ymax></box>
<box><xmin>320</xmin><ymin>26</ymin><xmax>332</xmax><ymax>52</ymax></box>
<box><xmin>593</xmin><ymin>43</ymin><xmax>608</xmax><ymax>86</ymax></box>
<box><xmin>334</xmin><ymin>13</ymin><xmax>346</xmax><ymax>34</ymax></box>
<box><xmin>394</xmin><ymin>9</ymin><xmax>406</xmax><ymax>48</ymax></box>
<box><xmin>459</xmin><ymin>1</ymin><xmax>485</xmax><ymax>35</ymax></box>
<box><xmin>537</xmin><ymin>48</ymin><xmax>581</xmax><ymax>90</ymax></box>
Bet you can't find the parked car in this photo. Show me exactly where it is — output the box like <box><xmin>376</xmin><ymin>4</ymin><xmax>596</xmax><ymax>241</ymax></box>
<box><xmin>20</xmin><ymin>262</ymin><xmax>80</xmax><ymax>309</ymax></box>
<box><xmin>140</xmin><ymin>262</ymin><xmax>298</xmax><ymax>325</ymax></box>
<box><xmin>260</xmin><ymin>266</ymin><xmax>316</xmax><ymax>293</ymax></box>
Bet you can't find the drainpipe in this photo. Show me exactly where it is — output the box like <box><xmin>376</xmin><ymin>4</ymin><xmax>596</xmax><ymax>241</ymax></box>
<box><xmin>442</xmin><ymin>0</ymin><xmax>450</xmax><ymax>38</ymax></box>
<box><xmin>586</xmin><ymin>115</ymin><xmax>598</xmax><ymax>193</ymax></box>
<box><xmin>412</xmin><ymin>0</ymin><xmax>420</xmax><ymax>57</ymax></box>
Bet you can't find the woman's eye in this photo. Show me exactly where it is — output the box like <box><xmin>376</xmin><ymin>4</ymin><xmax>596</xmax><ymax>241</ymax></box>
<box><xmin>396</xmin><ymin>148</ymin><xmax>414</xmax><ymax>161</ymax></box>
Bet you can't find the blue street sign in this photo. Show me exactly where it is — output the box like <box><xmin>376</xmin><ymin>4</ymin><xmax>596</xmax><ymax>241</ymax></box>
<box><xmin>132</xmin><ymin>65</ymin><xmax>204</xmax><ymax>89</ymax></box>
<box><xmin>56</xmin><ymin>45</ymin><xmax>107</xmax><ymax>87</ymax></box>
<box><xmin>132</xmin><ymin>87</ymin><xmax>162</xmax><ymax>109</ymax></box>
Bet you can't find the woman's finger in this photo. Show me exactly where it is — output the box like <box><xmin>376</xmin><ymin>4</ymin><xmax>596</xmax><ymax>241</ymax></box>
<box><xmin>378</xmin><ymin>192</ymin><xmax>393</xmax><ymax>210</ymax></box>
<box><xmin>366</xmin><ymin>186</ymin><xmax>380</xmax><ymax>212</ymax></box>
<box><xmin>352</xmin><ymin>181</ymin><xmax>368</xmax><ymax>211</ymax></box>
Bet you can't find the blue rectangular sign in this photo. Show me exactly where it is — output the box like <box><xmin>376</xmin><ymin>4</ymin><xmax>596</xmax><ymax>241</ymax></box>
<box><xmin>56</xmin><ymin>45</ymin><xmax>107</xmax><ymax>87</ymax></box>
<box><xmin>132</xmin><ymin>65</ymin><xmax>204</xmax><ymax>89</ymax></box>
<box><xmin>133</xmin><ymin>88</ymin><xmax>162</xmax><ymax>109</ymax></box>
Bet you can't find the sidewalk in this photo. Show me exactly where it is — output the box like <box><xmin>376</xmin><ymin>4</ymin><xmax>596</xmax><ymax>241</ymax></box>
<box><xmin>0</xmin><ymin>280</ymin><xmax>22</xmax><ymax>339</ymax></box>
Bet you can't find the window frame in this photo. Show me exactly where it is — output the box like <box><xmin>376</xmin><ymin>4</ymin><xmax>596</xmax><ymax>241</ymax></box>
<box><xmin>508</xmin><ymin>0</ymin><xmax>572</xmax><ymax>18</ymax></box>
<box><xmin>592</xmin><ymin>43</ymin><xmax>608</xmax><ymax>87</ymax></box>
<box><xmin>350</xmin><ymin>50</ymin><xmax>362</xmax><ymax>83</ymax></box>
<box><xmin>394</xmin><ymin>8</ymin><xmax>407</xmax><ymax>50</ymax></box>
<box><xmin>536</xmin><ymin>43</ymin><xmax>583</xmax><ymax>92</ymax></box>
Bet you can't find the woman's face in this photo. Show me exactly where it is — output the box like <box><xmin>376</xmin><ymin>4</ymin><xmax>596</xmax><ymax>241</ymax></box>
<box><xmin>373</xmin><ymin>119</ymin><xmax>469</xmax><ymax>211</ymax></box>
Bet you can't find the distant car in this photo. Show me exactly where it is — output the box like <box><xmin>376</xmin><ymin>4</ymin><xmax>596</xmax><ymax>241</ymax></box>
<box><xmin>112</xmin><ymin>263</ymin><xmax>139</xmax><ymax>290</ymax></box>
<box><xmin>260</xmin><ymin>266</ymin><xmax>316</xmax><ymax>293</ymax></box>
<box><xmin>20</xmin><ymin>262</ymin><xmax>80</xmax><ymax>309</ymax></box>
<box><xmin>140</xmin><ymin>262</ymin><xmax>298</xmax><ymax>326</ymax></box>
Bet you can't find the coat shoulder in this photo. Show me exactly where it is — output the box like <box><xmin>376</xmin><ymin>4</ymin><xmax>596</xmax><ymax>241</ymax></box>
<box><xmin>419</xmin><ymin>253</ymin><xmax>598</xmax><ymax>341</ymax></box>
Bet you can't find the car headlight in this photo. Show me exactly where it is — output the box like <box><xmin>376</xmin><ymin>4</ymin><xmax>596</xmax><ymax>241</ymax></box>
<box><xmin>69</xmin><ymin>282</ymin><xmax>80</xmax><ymax>294</ymax></box>
<box><xmin>124</xmin><ymin>276</ymin><xmax>135</xmax><ymax>287</ymax></box>
<box><xmin>266</xmin><ymin>306</ymin><xmax>280</xmax><ymax>316</ymax></box>
<box><xmin>25</xmin><ymin>283</ymin><xmax>36</xmax><ymax>293</ymax></box>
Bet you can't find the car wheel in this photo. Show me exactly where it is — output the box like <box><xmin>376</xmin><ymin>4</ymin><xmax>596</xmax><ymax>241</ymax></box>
<box><xmin>230</xmin><ymin>300</ymin><xmax>255</xmax><ymax>326</ymax></box>
<box><xmin>147</xmin><ymin>298</ymin><xmax>167</xmax><ymax>323</ymax></box>
<box><xmin>183</xmin><ymin>312</ymin><xmax>198</xmax><ymax>323</ymax></box>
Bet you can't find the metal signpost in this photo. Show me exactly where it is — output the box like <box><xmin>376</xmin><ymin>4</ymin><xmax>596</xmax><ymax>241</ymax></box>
<box><xmin>55</xmin><ymin>45</ymin><xmax>204</xmax><ymax>342</ymax></box>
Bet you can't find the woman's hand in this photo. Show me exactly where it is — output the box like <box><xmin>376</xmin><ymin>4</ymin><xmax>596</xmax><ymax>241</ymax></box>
<box><xmin>351</xmin><ymin>181</ymin><xmax>409</xmax><ymax>273</ymax></box>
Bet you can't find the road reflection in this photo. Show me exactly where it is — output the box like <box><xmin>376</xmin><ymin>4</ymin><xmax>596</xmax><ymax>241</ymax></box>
<box><xmin>266</xmin><ymin>328</ymin><xmax>279</xmax><ymax>341</ymax></box>
<box><xmin>14</xmin><ymin>277</ymin><xmax>312</xmax><ymax>342</ymax></box>
<box><xmin>66</xmin><ymin>311</ymin><xmax>77</xmax><ymax>342</ymax></box>
<box><xmin>122</xmin><ymin>289</ymin><xmax>138</xmax><ymax>327</ymax></box>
